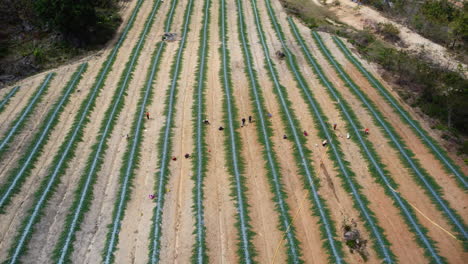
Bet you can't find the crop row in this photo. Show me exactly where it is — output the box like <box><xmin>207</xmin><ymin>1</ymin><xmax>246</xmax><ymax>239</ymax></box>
<box><xmin>0</xmin><ymin>86</ymin><xmax>20</xmax><ymax>113</ymax></box>
<box><xmin>148</xmin><ymin>0</ymin><xmax>196</xmax><ymax>262</ymax></box>
<box><xmin>286</xmin><ymin>18</ymin><xmax>445</xmax><ymax>263</ymax></box>
<box><xmin>220</xmin><ymin>0</ymin><xmax>260</xmax><ymax>262</ymax></box>
<box><xmin>191</xmin><ymin>0</ymin><xmax>211</xmax><ymax>262</ymax></box>
<box><xmin>101</xmin><ymin>0</ymin><xmax>171</xmax><ymax>262</ymax></box>
<box><xmin>0</xmin><ymin>72</ymin><xmax>55</xmax><ymax>211</ymax></box>
<box><xmin>48</xmin><ymin>0</ymin><xmax>156</xmax><ymax>262</ymax></box>
<box><xmin>4</xmin><ymin>63</ymin><xmax>88</xmax><ymax>263</ymax></box>
<box><xmin>260</xmin><ymin>0</ymin><xmax>397</xmax><ymax>262</ymax></box>
<box><xmin>0</xmin><ymin>73</ymin><xmax>54</xmax><ymax>159</ymax></box>
<box><xmin>231</xmin><ymin>0</ymin><xmax>309</xmax><ymax>262</ymax></box>
<box><xmin>332</xmin><ymin>36</ymin><xmax>467</xmax><ymax>189</ymax></box>
<box><xmin>313</xmin><ymin>32</ymin><xmax>466</xmax><ymax>240</ymax></box>
<box><xmin>240</xmin><ymin>0</ymin><xmax>347</xmax><ymax>262</ymax></box>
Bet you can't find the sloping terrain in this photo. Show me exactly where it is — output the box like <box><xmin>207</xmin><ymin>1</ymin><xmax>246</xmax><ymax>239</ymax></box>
<box><xmin>0</xmin><ymin>0</ymin><xmax>466</xmax><ymax>263</ymax></box>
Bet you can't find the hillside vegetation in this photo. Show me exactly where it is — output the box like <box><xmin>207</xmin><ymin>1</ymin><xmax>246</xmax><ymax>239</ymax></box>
<box><xmin>281</xmin><ymin>0</ymin><xmax>468</xmax><ymax>153</ymax></box>
<box><xmin>0</xmin><ymin>0</ymin><xmax>122</xmax><ymax>87</ymax></box>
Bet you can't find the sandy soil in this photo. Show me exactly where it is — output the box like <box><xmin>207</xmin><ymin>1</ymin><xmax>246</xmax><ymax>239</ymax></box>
<box><xmin>320</xmin><ymin>33</ymin><xmax>468</xmax><ymax>211</ymax></box>
<box><xmin>0</xmin><ymin>0</ymin><xmax>466</xmax><ymax>262</ymax></box>
<box><xmin>0</xmin><ymin>64</ymin><xmax>85</xmax><ymax>262</ymax></box>
<box><xmin>68</xmin><ymin>0</ymin><xmax>170</xmax><ymax>262</ymax></box>
<box><xmin>202</xmin><ymin>0</ymin><xmax>239</xmax><ymax>262</ymax></box>
<box><xmin>157</xmin><ymin>0</ymin><xmax>202</xmax><ymax>262</ymax></box>
<box><xmin>326</xmin><ymin>35</ymin><xmax>468</xmax><ymax>176</ymax></box>
<box><xmin>326</xmin><ymin>0</ymin><xmax>467</xmax><ymax>76</ymax></box>
<box><xmin>298</xmin><ymin>25</ymin><xmax>466</xmax><ymax>262</ymax></box>
<box><xmin>111</xmin><ymin>1</ymin><xmax>180</xmax><ymax>263</ymax></box>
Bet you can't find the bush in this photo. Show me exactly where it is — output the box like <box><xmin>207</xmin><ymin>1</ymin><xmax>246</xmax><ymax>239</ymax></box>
<box><xmin>34</xmin><ymin>0</ymin><xmax>121</xmax><ymax>46</ymax></box>
<box><xmin>377</xmin><ymin>22</ymin><xmax>400</xmax><ymax>42</ymax></box>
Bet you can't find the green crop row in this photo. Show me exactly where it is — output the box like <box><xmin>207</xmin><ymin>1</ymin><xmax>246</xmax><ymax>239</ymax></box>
<box><xmin>289</xmin><ymin>19</ymin><xmax>445</xmax><ymax>262</ymax></box>
<box><xmin>52</xmin><ymin>0</ymin><xmax>163</xmax><ymax>262</ymax></box>
<box><xmin>0</xmin><ymin>86</ymin><xmax>20</xmax><ymax>114</ymax></box>
<box><xmin>3</xmin><ymin>63</ymin><xmax>88</xmax><ymax>264</ymax></box>
<box><xmin>243</xmin><ymin>0</ymin><xmax>347</xmax><ymax>262</ymax></box>
<box><xmin>260</xmin><ymin>0</ymin><xmax>398</xmax><ymax>262</ymax></box>
<box><xmin>190</xmin><ymin>0</ymin><xmax>211</xmax><ymax>262</ymax></box>
<box><xmin>313</xmin><ymin>32</ymin><xmax>466</xmax><ymax>241</ymax></box>
<box><xmin>0</xmin><ymin>72</ymin><xmax>55</xmax><ymax>211</ymax></box>
<box><xmin>147</xmin><ymin>0</ymin><xmax>196</xmax><ymax>262</ymax></box>
<box><xmin>332</xmin><ymin>36</ymin><xmax>467</xmax><ymax>189</ymax></box>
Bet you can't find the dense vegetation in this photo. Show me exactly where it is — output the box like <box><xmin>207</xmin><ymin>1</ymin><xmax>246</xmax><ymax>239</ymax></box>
<box><xmin>34</xmin><ymin>0</ymin><xmax>122</xmax><ymax>46</ymax></box>
<box><xmin>0</xmin><ymin>0</ymin><xmax>122</xmax><ymax>87</ymax></box>
<box><xmin>364</xmin><ymin>0</ymin><xmax>468</xmax><ymax>55</ymax></box>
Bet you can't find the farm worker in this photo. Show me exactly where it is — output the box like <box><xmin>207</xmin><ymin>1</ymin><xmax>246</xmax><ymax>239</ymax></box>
<box><xmin>283</xmin><ymin>134</ymin><xmax>288</xmax><ymax>139</ymax></box>
<box><xmin>184</xmin><ymin>153</ymin><xmax>191</xmax><ymax>159</ymax></box>
<box><xmin>203</xmin><ymin>119</ymin><xmax>210</xmax><ymax>125</ymax></box>
<box><xmin>333</xmin><ymin>123</ymin><xmax>337</xmax><ymax>130</ymax></box>
<box><xmin>242</xmin><ymin>118</ymin><xmax>246</xmax><ymax>127</ymax></box>
<box><xmin>172</xmin><ymin>156</ymin><xmax>177</xmax><ymax>161</ymax></box>
<box><xmin>218</xmin><ymin>126</ymin><xmax>224</xmax><ymax>131</ymax></box>
<box><xmin>303</xmin><ymin>130</ymin><xmax>308</xmax><ymax>136</ymax></box>
<box><xmin>267</xmin><ymin>113</ymin><xmax>272</xmax><ymax>118</ymax></box>
<box><xmin>346</xmin><ymin>133</ymin><xmax>350</xmax><ymax>139</ymax></box>
<box><xmin>146</xmin><ymin>111</ymin><xmax>150</xmax><ymax>120</ymax></box>
<box><xmin>322</xmin><ymin>139</ymin><xmax>328</xmax><ymax>147</ymax></box>
<box><xmin>364</xmin><ymin>128</ymin><xmax>369</xmax><ymax>135</ymax></box>
<box><xmin>249</xmin><ymin>116</ymin><xmax>253</xmax><ymax>123</ymax></box>
<box><xmin>149</xmin><ymin>194</ymin><xmax>155</xmax><ymax>199</ymax></box>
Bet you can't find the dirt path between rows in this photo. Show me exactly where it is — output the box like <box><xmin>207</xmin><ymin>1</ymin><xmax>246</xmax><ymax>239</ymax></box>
<box><xmin>203</xmin><ymin>0</ymin><xmax>239</xmax><ymax>262</ymax></box>
<box><xmin>158</xmin><ymin>0</ymin><xmax>202</xmax><ymax>262</ymax></box>
<box><xmin>300</xmin><ymin>26</ymin><xmax>466</xmax><ymax>262</ymax></box>
<box><xmin>0</xmin><ymin>64</ymin><xmax>84</xmax><ymax>262</ymax></box>
<box><xmin>111</xmin><ymin>1</ymin><xmax>179</xmax><ymax>263</ymax></box>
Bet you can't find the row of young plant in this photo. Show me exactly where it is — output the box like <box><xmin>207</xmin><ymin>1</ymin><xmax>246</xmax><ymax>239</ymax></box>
<box><xmin>231</xmin><ymin>0</ymin><xmax>304</xmax><ymax>263</ymax></box>
<box><xmin>0</xmin><ymin>73</ymin><xmax>54</xmax><ymax>159</ymax></box>
<box><xmin>3</xmin><ymin>0</ymin><xmax>147</xmax><ymax>259</ymax></box>
<box><xmin>0</xmin><ymin>86</ymin><xmax>20</xmax><ymax>114</ymax></box>
<box><xmin>287</xmin><ymin>19</ymin><xmax>445</xmax><ymax>263</ymax></box>
<box><xmin>313</xmin><ymin>32</ymin><xmax>467</xmax><ymax>241</ymax></box>
<box><xmin>3</xmin><ymin>63</ymin><xmax>88</xmax><ymax>264</ymax></box>
<box><xmin>220</xmin><ymin>0</ymin><xmax>262</xmax><ymax>262</ymax></box>
<box><xmin>0</xmin><ymin>72</ymin><xmax>55</xmax><ymax>211</ymax></box>
<box><xmin>190</xmin><ymin>0</ymin><xmax>211</xmax><ymax>262</ymax></box>
<box><xmin>332</xmin><ymin>36</ymin><xmax>467</xmax><ymax>189</ymax></box>
<box><xmin>230</xmin><ymin>0</ymin><xmax>306</xmax><ymax>262</ymax></box>
<box><xmin>147</xmin><ymin>0</ymin><xmax>196</xmax><ymax>262</ymax></box>
<box><xmin>260</xmin><ymin>0</ymin><xmax>396</xmax><ymax>262</ymax></box>
<box><xmin>101</xmin><ymin>1</ymin><xmax>173</xmax><ymax>263</ymax></box>
<box><xmin>239</xmin><ymin>0</ymin><xmax>345</xmax><ymax>262</ymax></box>
<box><xmin>51</xmin><ymin>0</ymin><xmax>164</xmax><ymax>263</ymax></box>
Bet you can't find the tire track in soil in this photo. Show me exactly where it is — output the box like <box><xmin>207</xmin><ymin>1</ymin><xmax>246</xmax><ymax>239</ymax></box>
<box><xmin>158</xmin><ymin>0</ymin><xmax>203</xmax><ymax>261</ymax></box>
<box><xmin>304</xmin><ymin>30</ymin><xmax>466</xmax><ymax>263</ymax></box>
<box><xmin>201</xmin><ymin>0</ymin><xmax>238</xmax><ymax>261</ymax></box>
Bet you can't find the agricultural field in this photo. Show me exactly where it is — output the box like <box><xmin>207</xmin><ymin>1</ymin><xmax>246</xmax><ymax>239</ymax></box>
<box><xmin>0</xmin><ymin>0</ymin><xmax>466</xmax><ymax>263</ymax></box>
